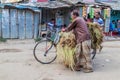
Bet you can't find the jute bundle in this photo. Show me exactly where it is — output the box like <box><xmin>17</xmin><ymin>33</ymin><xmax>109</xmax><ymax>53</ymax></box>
<box><xmin>57</xmin><ymin>32</ymin><xmax>76</xmax><ymax>70</ymax></box>
<box><xmin>87</xmin><ymin>23</ymin><xmax>103</xmax><ymax>50</ymax></box>
<box><xmin>57</xmin><ymin>23</ymin><xmax>103</xmax><ymax>70</ymax></box>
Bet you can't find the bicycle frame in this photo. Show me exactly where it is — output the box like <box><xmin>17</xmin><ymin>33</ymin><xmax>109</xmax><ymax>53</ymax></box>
<box><xmin>46</xmin><ymin>28</ymin><xmax>60</xmax><ymax>45</ymax></box>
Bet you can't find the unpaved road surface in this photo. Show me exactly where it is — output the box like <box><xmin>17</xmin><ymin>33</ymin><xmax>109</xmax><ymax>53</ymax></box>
<box><xmin>0</xmin><ymin>40</ymin><xmax>120</xmax><ymax>80</ymax></box>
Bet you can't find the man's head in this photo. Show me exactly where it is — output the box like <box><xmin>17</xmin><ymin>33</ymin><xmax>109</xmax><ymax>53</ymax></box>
<box><xmin>112</xmin><ymin>20</ymin><xmax>115</xmax><ymax>24</ymax></box>
<box><xmin>51</xmin><ymin>19</ymin><xmax>55</xmax><ymax>24</ymax></box>
<box><xmin>118</xmin><ymin>19</ymin><xmax>120</xmax><ymax>22</ymax></box>
<box><xmin>94</xmin><ymin>12</ymin><xmax>100</xmax><ymax>19</ymax></box>
<box><xmin>71</xmin><ymin>10</ymin><xmax>79</xmax><ymax>20</ymax></box>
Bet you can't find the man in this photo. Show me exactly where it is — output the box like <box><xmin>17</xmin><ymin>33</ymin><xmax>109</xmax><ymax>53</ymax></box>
<box><xmin>109</xmin><ymin>20</ymin><xmax>116</xmax><ymax>36</ymax></box>
<box><xmin>93</xmin><ymin>12</ymin><xmax>104</xmax><ymax>29</ymax></box>
<box><xmin>62</xmin><ymin>10</ymin><xmax>93</xmax><ymax>73</ymax></box>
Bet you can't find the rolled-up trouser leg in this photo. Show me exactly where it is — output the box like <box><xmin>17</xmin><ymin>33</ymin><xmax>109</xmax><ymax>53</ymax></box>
<box><xmin>74</xmin><ymin>43</ymin><xmax>82</xmax><ymax>68</ymax></box>
<box><xmin>74</xmin><ymin>40</ymin><xmax>93</xmax><ymax>71</ymax></box>
<box><xmin>81</xmin><ymin>40</ymin><xmax>93</xmax><ymax>70</ymax></box>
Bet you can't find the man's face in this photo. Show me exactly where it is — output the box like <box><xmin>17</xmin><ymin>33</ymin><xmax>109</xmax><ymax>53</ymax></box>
<box><xmin>95</xmin><ymin>13</ymin><xmax>100</xmax><ymax>19</ymax></box>
<box><xmin>118</xmin><ymin>20</ymin><xmax>120</xmax><ymax>22</ymax></box>
<box><xmin>51</xmin><ymin>20</ymin><xmax>55</xmax><ymax>24</ymax></box>
<box><xmin>71</xmin><ymin>13</ymin><xmax>76</xmax><ymax>20</ymax></box>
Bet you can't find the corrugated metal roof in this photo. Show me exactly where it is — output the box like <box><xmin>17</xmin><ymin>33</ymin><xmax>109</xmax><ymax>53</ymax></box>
<box><xmin>60</xmin><ymin>0</ymin><xmax>107</xmax><ymax>7</ymax></box>
<box><xmin>0</xmin><ymin>1</ymin><xmax>70</xmax><ymax>11</ymax></box>
<box><xmin>1</xmin><ymin>0</ymin><xmax>22</xmax><ymax>3</ymax></box>
<box><xmin>0</xmin><ymin>3</ymin><xmax>41</xmax><ymax>12</ymax></box>
<box><xmin>102</xmin><ymin>1</ymin><xmax>120</xmax><ymax>10</ymax></box>
<box><xmin>60</xmin><ymin>0</ymin><xmax>83</xmax><ymax>4</ymax></box>
<box><xmin>19</xmin><ymin>1</ymin><xmax>70</xmax><ymax>9</ymax></box>
<box><xmin>83</xmin><ymin>0</ymin><xmax>95</xmax><ymax>3</ymax></box>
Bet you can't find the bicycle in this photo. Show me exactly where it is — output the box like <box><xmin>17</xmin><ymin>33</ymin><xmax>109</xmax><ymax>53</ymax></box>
<box><xmin>33</xmin><ymin>28</ymin><xmax>97</xmax><ymax>64</ymax></box>
<box><xmin>33</xmin><ymin>28</ymin><xmax>60</xmax><ymax>64</ymax></box>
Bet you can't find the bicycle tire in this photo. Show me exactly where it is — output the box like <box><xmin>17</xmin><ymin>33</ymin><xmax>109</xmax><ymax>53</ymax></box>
<box><xmin>33</xmin><ymin>40</ymin><xmax>57</xmax><ymax>64</ymax></box>
<box><xmin>92</xmin><ymin>49</ymin><xmax>96</xmax><ymax>59</ymax></box>
<box><xmin>92</xmin><ymin>45</ymin><xmax>103</xmax><ymax>59</ymax></box>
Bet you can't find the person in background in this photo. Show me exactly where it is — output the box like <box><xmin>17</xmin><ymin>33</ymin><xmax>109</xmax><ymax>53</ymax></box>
<box><xmin>61</xmin><ymin>24</ymin><xmax>67</xmax><ymax>30</ymax></box>
<box><xmin>62</xmin><ymin>10</ymin><xmax>93</xmax><ymax>73</ymax></box>
<box><xmin>93</xmin><ymin>12</ymin><xmax>104</xmax><ymax>30</ymax></box>
<box><xmin>47</xmin><ymin>19</ymin><xmax>56</xmax><ymax>31</ymax></box>
<box><xmin>83</xmin><ymin>14</ymin><xmax>87</xmax><ymax>22</ymax></box>
<box><xmin>117</xmin><ymin>19</ymin><xmax>120</xmax><ymax>36</ymax></box>
<box><xmin>109</xmin><ymin>20</ymin><xmax>116</xmax><ymax>36</ymax></box>
<box><xmin>87</xmin><ymin>13</ymin><xmax>93</xmax><ymax>23</ymax></box>
<box><xmin>84</xmin><ymin>13</ymin><xmax>93</xmax><ymax>23</ymax></box>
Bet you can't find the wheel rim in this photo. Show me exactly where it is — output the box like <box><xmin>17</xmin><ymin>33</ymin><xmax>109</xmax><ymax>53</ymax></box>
<box><xmin>33</xmin><ymin>40</ymin><xmax>57</xmax><ymax>64</ymax></box>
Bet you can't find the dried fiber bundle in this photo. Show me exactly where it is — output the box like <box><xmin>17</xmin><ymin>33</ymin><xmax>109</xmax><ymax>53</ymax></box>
<box><xmin>57</xmin><ymin>32</ymin><xmax>76</xmax><ymax>70</ymax></box>
<box><xmin>87</xmin><ymin>23</ymin><xmax>103</xmax><ymax>50</ymax></box>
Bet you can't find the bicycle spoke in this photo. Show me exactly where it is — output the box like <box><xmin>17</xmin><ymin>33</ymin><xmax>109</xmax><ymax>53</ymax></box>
<box><xmin>33</xmin><ymin>40</ymin><xmax>57</xmax><ymax>64</ymax></box>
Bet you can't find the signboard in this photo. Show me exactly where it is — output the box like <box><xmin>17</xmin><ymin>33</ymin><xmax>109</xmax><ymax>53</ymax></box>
<box><xmin>1</xmin><ymin>0</ymin><xmax>22</xmax><ymax>3</ymax></box>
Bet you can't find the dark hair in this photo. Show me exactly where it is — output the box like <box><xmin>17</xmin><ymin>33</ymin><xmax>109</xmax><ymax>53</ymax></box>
<box><xmin>41</xmin><ymin>21</ymin><xmax>45</xmax><ymax>24</ymax></box>
<box><xmin>63</xmin><ymin>24</ymin><xmax>66</xmax><ymax>27</ymax></box>
<box><xmin>51</xmin><ymin>18</ymin><xmax>55</xmax><ymax>21</ymax></box>
<box><xmin>112</xmin><ymin>20</ymin><xmax>115</xmax><ymax>22</ymax></box>
<box><xmin>87</xmin><ymin>13</ymin><xmax>90</xmax><ymax>19</ymax></box>
<box><xmin>96</xmin><ymin>12</ymin><xmax>101</xmax><ymax>15</ymax></box>
<box><xmin>117</xmin><ymin>19</ymin><xmax>120</xmax><ymax>22</ymax></box>
<box><xmin>72</xmin><ymin>10</ymin><xmax>79</xmax><ymax>17</ymax></box>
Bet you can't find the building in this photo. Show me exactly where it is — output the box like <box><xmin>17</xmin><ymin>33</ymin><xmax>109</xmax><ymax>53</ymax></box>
<box><xmin>0</xmin><ymin>0</ymin><xmax>72</xmax><ymax>39</ymax></box>
<box><xmin>100</xmin><ymin>0</ymin><xmax>120</xmax><ymax>36</ymax></box>
<box><xmin>0</xmin><ymin>0</ymin><xmax>110</xmax><ymax>39</ymax></box>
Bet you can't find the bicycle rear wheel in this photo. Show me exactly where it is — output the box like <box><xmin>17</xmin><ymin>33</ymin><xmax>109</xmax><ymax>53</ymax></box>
<box><xmin>91</xmin><ymin>49</ymin><xmax>96</xmax><ymax>59</ymax></box>
<box><xmin>33</xmin><ymin>40</ymin><xmax>57</xmax><ymax>64</ymax></box>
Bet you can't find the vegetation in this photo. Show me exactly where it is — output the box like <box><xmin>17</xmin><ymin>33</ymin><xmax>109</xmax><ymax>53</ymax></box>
<box><xmin>57</xmin><ymin>32</ymin><xmax>76</xmax><ymax>71</ymax></box>
<box><xmin>34</xmin><ymin>37</ymin><xmax>42</xmax><ymax>42</ymax></box>
<box><xmin>57</xmin><ymin>23</ymin><xmax>103</xmax><ymax>70</ymax></box>
<box><xmin>87</xmin><ymin>23</ymin><xmax>103</xmax><ymax>50</ymax></box>
<box><xmin>0</xmin><ymin>37</ymin><xmax>7</xmax><ymax>42</ymax></box>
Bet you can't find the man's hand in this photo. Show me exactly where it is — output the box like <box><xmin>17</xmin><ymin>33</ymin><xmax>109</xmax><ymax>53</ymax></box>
<box><xmin>61</xmin><ymin>28</ymin><xmax>65</xmax><ymax>32</ymax></box>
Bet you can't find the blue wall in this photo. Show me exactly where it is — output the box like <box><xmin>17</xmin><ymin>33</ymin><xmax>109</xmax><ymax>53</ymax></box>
<box><xmin>0</xmin><ymin>9</ymin><xmax>41</xmax><ymax>39</ymax></box>
<box><xmin>110</xmin><ymin>10</ymin><xmax>120</xmax><ymax>23</ymax></box>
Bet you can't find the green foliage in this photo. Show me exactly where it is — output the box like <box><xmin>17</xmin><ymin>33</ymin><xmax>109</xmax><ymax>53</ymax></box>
<box><xmin>34</xmin><ymin>37</ymin><xmax>42</xmax><ymax>42</ymax></box>
<box><xmin>0</xmin><ymin>37</ymin><xmax>7</xmax><ymax>42</ymax></box>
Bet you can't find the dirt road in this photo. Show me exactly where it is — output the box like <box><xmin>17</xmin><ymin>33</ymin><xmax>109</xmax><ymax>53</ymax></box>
<box><xmin>0</xmin><ymin>40</ymin><xmax>120</xmax><ymax>80</ymax></box>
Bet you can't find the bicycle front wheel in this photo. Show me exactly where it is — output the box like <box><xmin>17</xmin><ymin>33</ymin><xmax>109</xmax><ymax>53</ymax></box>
<box><xmin>33</xmin><ymin>40</ymin><xmax>57</xmax><ymax>64</ymax></box>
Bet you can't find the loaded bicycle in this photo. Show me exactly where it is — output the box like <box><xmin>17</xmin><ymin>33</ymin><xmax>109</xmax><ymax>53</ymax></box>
<box><xmin>33</xmin><ymin>28</ymin><xmax>97</xmax><ymax>64</ymax></box>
